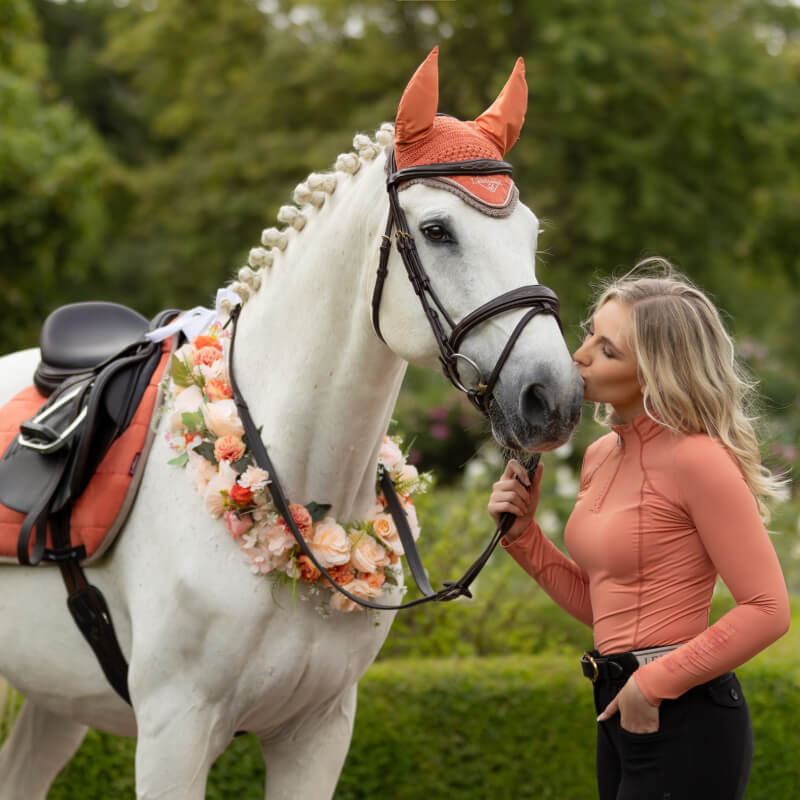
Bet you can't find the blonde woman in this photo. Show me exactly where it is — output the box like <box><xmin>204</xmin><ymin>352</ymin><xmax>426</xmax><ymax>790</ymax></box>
<box><xmin>488</xmin><ymin>260</ymin><xmax>790</xmax><ymax>800</ymax></box>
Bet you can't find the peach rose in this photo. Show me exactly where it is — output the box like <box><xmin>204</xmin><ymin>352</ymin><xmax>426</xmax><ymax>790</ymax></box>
<box><xmin>370</xmin><ymin>512</ymin><xmax>403</xmax><ymax>555</ymax></box>
<box><xmin>309</xmin><ymin>517</ymin><xmax>350</xmax><ymax>568</ymax></box>
<box><xmin>214</xmin><ymin>434</ymin><xmax>245</xmax><ymax>463</ymax></box>
<box><xmin>224</xmin><ymin>509</ymin><xmax>253</xmax><ymax>539</ymax></box>
<box><xmin>379</xmin><ymin>437</ymin><xmax>404</xmax><ymax>471</ymax></box>
<box><xmin>199</xmin><ymin>359</ymin><xmax>226</xmax><ymax>383</ymax></box>
<box><xmin>329</xmin><ymin>578</ymin><xmax>382</xmax><ymax>613</ymax></box>
<box><xmin>349</xmin><ymin>531</ymin><xmax>390</xmax><ymax>574</ymax></box>
<box><xmin>202</xmin><ymin>399</ymin><xmax>245</xmax><ymax>438</ymax></box>
<box><xmin>203</xmin><ymin>460</ymin><xmax>238</xmax><ymax>517</ymax></box>
<box><xmin>206</xmin><ymin>378</ymin><xmax>233</xmax><ymax>402</ymax></box>
<box><xmin>194</xmin><ymin>345</ymin><xmax>223</xmax><ymax>367</ymax></box>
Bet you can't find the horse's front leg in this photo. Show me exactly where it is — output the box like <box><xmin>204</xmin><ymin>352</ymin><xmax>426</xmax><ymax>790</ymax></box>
<box><xmin>259</xmin><ymin>682</ymin><xmax>358</xmax><ymax>800</ymax></box>
<box><xmin>133</xmin><ymin>691</ymin><xmax>233</xmax><ymax>800</ymax></box>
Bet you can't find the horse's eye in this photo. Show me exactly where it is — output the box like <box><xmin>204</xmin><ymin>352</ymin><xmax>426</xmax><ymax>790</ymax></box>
<box><xmin>421</xmin><ymin>223</ymin><xmax>453</xmax><ymax>243</ymax></box>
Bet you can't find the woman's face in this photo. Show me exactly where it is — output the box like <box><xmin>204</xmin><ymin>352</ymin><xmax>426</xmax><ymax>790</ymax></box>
<box><xmin>573</xmin><ymin>299</ymin><xmax>644</xmax><ymax>421</ymax></box>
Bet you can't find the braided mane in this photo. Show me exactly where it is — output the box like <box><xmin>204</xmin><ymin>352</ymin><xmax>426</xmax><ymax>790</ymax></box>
<box><xmin>219</xmin><ymin>124</ymin><xmax>394</xmax><ymax>315</ymax></box>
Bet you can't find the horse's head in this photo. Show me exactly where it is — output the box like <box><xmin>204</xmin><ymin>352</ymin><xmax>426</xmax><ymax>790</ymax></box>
<box><xmin>372</xmin><ymin>48</ymin><xmax>583</xmax><ymax>452</ymax></box>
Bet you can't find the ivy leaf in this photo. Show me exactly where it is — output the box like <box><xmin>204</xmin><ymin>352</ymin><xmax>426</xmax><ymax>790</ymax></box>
<box><xmin>168</xmin><ymin>452</ymin><xmax>189</xmax><ymax>468</ymax></box>
<box><xmin>170</xmin><ymin>354</ymin><xmax>194</xmax><ymax>387</ymax></box>
<box><xmin>181</xmin><ymin>410</ymin><xmax>204</xmax><ymax>433</ymax></box>
<box><xmin>306</xmin><ymin>501</ymin><xmax>331</xmax><ymax>523</ymax></box>
<box><xmin>232</xmin><ymin>454</ymin><xmax>253</xmax><ymax>473</ymax></box>
<box><xmin>194</xmin><ymin>440</ymin><xmax>217</xmax><ymax>465</ymax></box>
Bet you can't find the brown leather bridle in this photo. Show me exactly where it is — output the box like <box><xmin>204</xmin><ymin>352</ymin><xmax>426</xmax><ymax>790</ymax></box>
<box><xmin>372</xmin><ymin>151</ymin><xmax>562</xmax><ymax>414</ymax></box>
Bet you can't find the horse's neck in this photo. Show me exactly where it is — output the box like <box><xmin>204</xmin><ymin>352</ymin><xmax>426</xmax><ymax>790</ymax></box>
<box><xmin>233</xmin><ymin>156</ymin><xmax>406</xmax><ymax>521</ymax></box>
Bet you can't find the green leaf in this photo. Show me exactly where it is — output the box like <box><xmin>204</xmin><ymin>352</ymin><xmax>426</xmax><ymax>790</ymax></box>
<box><xmin>181</xmin><ymin>410</ymin><xmax>204</xmax><ymax>433</ymax></box>
<box><xmin>194</xmin><ymin>440</ymin><xmax>217</xmax><ymax>465</ymax></box>
<box><xmin>170</xmin><ymin>354</ymin><xmax>194</xmax><ymax>387</ymax></box>
<box><xmin>383</xmin><ymin>569</ymin><xmax>398</xmax><ymax>586</ymax></box>
<box><xmin>232</xmin><ymin>454</ymin><xmax>253</xmax><ymax>473</ymax></box>
<box><xmin>306</xmin><ymin>501</ymin><xmax>331</xmax><ymax>523</ymax></box>
<box><xmin>167</xmin><ymin>452</ymin><xmax>189</xmax><ymax>468</ymax></box>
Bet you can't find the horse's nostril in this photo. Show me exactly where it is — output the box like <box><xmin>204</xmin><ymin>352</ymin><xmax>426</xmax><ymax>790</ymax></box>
<box><xmin>520</xmin><ymin>382</ymin><xmax>552</xmax><ymax>424</ymax></box>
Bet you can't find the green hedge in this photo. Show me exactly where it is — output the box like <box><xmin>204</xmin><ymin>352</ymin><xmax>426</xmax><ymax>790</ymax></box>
<box><xmin>25</xmin><ymin>649</ymin><xmax>796</xmax><ymax>799</ymax></box>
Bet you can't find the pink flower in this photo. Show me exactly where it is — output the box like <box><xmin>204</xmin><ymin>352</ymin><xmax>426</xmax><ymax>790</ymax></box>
<box><xmin>224</xmin><ymin>510</ymin><xmax>254</xmax><ymax>539</ymax></box>
<box><xmin>239</xmin><ymin>465</ymin><xmax>270</xmax><ymax>490</ymax></box>
<box><xmin>194</xmin><ymin>346</ymin><xmax>223</xmax><ymax>367</ymax></box>
<box><xmin>206</xmin><ymin>378</ymin><xmax>233</xmax><ymax>402</ymax></box>
<box><xmin>309</xmin><ymin>517</ymin><xmax>350</xmax><ymax>568</ymax></box>
<box><xmin>214</xmin><ymin>434</ymin><xmax>246</xmax><ymax>463</ymax></box>
<box><xmin>187</xmin><ymin>448</ymin><xmax>217</xmax><ymax>493</ymax></box>
<box><xmin>279</xmin><ymin>504</ymin><xmax>313</xmax><ymax>538</ymax></box>
<box><xmin>263</xmin><ymin>523</ymin><xmax>295</xmax><ymax>557</ymax></box>
<box><xmin>379</xmin><ymin>437</ymin><xmax>404</xmax><ymax>471</ymax></box>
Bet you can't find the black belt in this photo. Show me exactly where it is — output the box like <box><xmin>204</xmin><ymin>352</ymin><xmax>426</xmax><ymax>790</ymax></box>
<box><xmin>581</xmin><ymin>644</ymin><xmax>680</xmax><ymax>683</ymax></box>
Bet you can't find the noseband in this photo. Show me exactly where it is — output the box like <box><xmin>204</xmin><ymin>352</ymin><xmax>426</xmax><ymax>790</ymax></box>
<box><xmin>371</xmin><ymin>151</ymin><xmax>562</xmax><ymax>414</ymax></box>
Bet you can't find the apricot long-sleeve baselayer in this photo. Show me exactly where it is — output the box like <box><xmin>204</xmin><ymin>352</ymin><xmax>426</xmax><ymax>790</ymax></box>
<box><xmin>504</xmin><ymin>414</ymin><xmax>790</xmax><ymax>706</ymax></box>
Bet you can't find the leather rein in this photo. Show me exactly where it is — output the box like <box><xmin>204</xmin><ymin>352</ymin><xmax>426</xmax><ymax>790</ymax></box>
<box><xmin>226</xmin><ymin>150</ymin><xmax>561</xmax><ymax>611</ymax></box>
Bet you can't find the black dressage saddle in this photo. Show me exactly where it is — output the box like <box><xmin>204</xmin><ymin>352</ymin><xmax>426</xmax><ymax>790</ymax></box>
<box><xmin>0</xmin><ymin>301</ymin><xmax>178</xmax><ymax>703</ymax></box>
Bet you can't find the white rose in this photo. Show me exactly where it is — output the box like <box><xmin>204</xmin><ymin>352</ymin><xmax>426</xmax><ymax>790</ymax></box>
<box><xmin>202</xmin><ymin>460</ymin><xmax>238</xmax><ymax>517</ymax></box>
<box><xmin>378</xmin><ymin>437</ymin><xmax>404</xmax><ymax>471</ymax></box>
<box><xmin>349</xmin><ymin>531</ymin><xmax>391</xmax><ymax>573</ymax></box>
<box><xmin>309</xmin><ymin>517</ymin><xmax>351</xmax><ymax>568</ymax></box>
<box><xmin>202</xmin><ymin>399</ymin><xmax>245</xmax><ymax>438</ymax></box>
<box><xmin>170</xmin><ymin>384</ymin><xmax>204</xmax><ymax>432</ymax></box>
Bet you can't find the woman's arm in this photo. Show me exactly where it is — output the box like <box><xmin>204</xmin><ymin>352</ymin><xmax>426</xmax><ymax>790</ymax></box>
<box><xmin>489</xmin><ymin>460</ymin><xmax>593</xmax><ymax>627</ymax></box>
<box><xmin>634</xmin><ymin>436</ymin><xmax>791</xmax><ymax>705</ymax></box>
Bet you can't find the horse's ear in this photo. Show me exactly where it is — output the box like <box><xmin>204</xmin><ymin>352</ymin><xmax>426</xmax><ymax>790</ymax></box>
<box><xmin>395</xmin><ymin>47</ymin><xmax>439</xmax><ymax>146</ymax></box>
<box><xmin>473</xmin><ymin>57</ymin><xmax>528</xmax><ymax>155</ymax></box>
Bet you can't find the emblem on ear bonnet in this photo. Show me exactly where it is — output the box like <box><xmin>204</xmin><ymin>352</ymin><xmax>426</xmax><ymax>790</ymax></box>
<box><xmin>393</xmin><ymin>46</ymin><xmax>528</xmax><ymax>213</ymax></box>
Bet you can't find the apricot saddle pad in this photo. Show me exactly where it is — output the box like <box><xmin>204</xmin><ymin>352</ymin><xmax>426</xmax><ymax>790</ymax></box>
<box><xmin>0</xmin><ymin>346</ymin><xmax>171</xmax><ymax>565</ymax></box>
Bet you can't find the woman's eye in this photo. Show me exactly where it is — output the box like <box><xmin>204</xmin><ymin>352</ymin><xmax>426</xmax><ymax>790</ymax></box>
<box><xmin>602</xmin><ymin>348</ymin><xmax>615</xmax><ymax>359</ymax></box>
<box><xmin>421</xmin><ymin>224</ymin><xmax>452</xmax><ymax>243</ymax></box>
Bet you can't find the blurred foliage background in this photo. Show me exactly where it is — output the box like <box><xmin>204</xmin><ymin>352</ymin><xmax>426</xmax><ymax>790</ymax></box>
<box><xmin>2</xmin><ymin>1</ymin><xmax>800</xmax><ymax>795</ymax></box>
<box><xmin>1</xmin><ymin>0</ymin><xmax>798</xmax><ymax>579</ymax></box>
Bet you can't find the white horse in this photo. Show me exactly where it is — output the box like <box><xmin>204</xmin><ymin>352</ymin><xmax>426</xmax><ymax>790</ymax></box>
<box><xmin>0</xmin><ymin>51</ymin><xmax>582</xmax><ymax>799</ymax></box>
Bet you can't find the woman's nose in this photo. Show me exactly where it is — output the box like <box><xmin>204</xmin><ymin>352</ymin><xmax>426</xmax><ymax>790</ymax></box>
<box><xmin>573</xmin><ymin>343</ymin><xmax>588</xmax><ymax>365</ymax></box>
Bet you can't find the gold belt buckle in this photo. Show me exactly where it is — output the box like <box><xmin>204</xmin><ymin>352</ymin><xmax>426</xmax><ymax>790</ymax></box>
<box><xmin>583</xmin><ymin>651</ymin><xmax>599</xmax><ymax>682</ymax></box>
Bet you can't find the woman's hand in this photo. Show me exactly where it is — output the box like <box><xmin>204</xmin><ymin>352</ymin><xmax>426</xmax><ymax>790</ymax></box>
<box><xmin>487</xmin><ymin>460</ymin><xmax>543</xmax><ymax>543</ymax></box>
<box><xmin>597</xmin><ymin>675</ymin><xmax>660</xmax><ymax>734</ymax></box>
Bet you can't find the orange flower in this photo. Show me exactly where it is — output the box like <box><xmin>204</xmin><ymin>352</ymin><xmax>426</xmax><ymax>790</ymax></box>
<box><xmin>229</xmin><ymin>484</ymin><xmax>254</xmax><ymax>505</ymax></box>
<box><xmin>326</xmin><ymin>563</ymin><xmax>355</xmax><ymax>586</ymax></box>
<box><xmin>214</xmin><ymin>435</ymin><xmax>246</xmax><ymax>463</ymax></box>
<box><xmin>297</xmin><ymin>555</ymin><xmax>321</xmax><ymax>582</ymax></box>
<box><xmin>363</xmin><ymin>572</ymin><xmax>385</xmax><ymax>589</ymax></box>
<box><xmin>193</xmin><ymin>335</ymin><xmax>222</xmax><ymax>351</ymax></box>
<box><xmin>206</xmin><ymin>379</ymin><xmax>233</xmax><ymax>402</ymax></box>
<box><xmin>280</xmin><ymin>504</ymin><xmax>313</xmax><ymax>537</ymax></box>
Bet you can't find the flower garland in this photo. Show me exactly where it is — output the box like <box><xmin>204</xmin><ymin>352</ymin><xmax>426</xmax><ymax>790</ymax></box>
<box><xmin>163</xmin><ymin>321</ymin><xmax>431</xmax><ymax>613</ymax></box>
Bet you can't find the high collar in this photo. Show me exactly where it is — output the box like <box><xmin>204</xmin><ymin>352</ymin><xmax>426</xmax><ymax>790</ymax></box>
<box><xmin>610</xmin><ymin>412</ymin><xmax>666</xmax><ymax>444</ymax></box>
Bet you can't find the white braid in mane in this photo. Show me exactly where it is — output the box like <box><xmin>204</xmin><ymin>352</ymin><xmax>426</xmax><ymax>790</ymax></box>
<box><xmin>219</xmin><ymin>123</ymin><xmax>395</xmax><ymax>316</ymax></box>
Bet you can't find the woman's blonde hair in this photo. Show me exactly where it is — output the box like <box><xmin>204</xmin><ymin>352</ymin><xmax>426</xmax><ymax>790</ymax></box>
<box><xmin>590</xmin><ymin>257</ymin><xmax>783</xmax><ymax>520</ymax></box>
